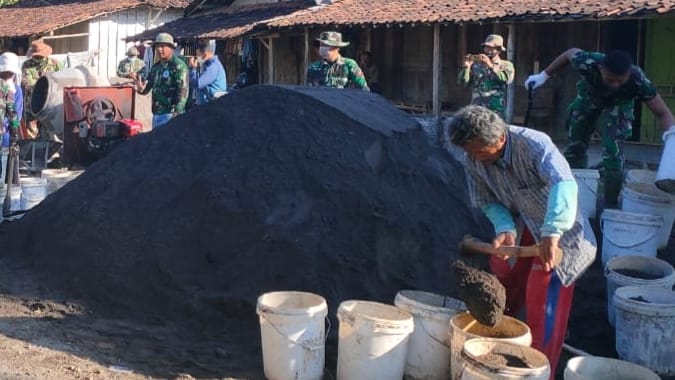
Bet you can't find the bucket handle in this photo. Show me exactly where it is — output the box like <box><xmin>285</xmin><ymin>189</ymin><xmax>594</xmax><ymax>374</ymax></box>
<box><xmin>600</xmin><ymin>219</ymin><xmax>661</xmax><ymax>248</ymax></box>
<box><xmin>577</xmin><ymin>178</ymin><xmax>597</xmax><ymax>195</ymax></box>
<box><xmin>260</xmin><ymin>314</ymin><xmax>331</xmax><ymax>351</ymax></box>
<box><xmin>420</xmin><ymin>318</ymin><xmax>450</xmax><ymax>348</ymax></box>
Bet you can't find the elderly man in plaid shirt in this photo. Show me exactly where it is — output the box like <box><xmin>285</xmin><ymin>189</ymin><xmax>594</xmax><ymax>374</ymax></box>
<box><xmin>448</xmin><ymin>105</ymin><xmax>597</xmax><ymax>378</ymax></box>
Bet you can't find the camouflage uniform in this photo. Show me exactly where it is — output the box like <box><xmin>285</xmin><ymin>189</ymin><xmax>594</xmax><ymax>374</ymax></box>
<box><xmin>563</xmin><ymin>50</ymin><xmax>658</xmax><ymax>206</ymax></box>
<box><xmin>306</xmin><ymin>56</ymin><xmax>369</xmax><ymax>90</ymax></box>
<box><xmin>458</xmin><ymin>59</ymin><xmax>515</xmax><ymax>119</ymax></box>
<box><xmin>117</xmin><ymin>57</ymin><xmax>146</xmax><ymax>79</ymax></box>
<box><xmin>0</xmin><ymin>81</ymin><xmax>20</xmax><ymax>138</ymax></box>
<box><xmin>139</xmin><ymin>55</ymin><xmax>189</xmax><ymax>115</ymax></box>
<box><xmin>21</xmin><ymin>57</ymin><xmax>63</xmax><ymax>137</ymax></box>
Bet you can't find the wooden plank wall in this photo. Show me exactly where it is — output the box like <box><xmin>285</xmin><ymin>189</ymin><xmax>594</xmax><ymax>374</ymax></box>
<box><xmin>88</xmin><ymin>7</ymin><xmax>184</xmax><ymax>79</ymax></box>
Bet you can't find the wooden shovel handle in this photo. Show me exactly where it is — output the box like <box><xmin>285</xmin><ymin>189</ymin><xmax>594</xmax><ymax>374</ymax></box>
<box><xmin>460</xmin><ymin>235</ymin><xmax>563</xmax><ymax>266</ymax></box>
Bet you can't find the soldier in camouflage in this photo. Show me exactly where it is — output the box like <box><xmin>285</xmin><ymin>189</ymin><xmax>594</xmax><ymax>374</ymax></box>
<box><xmin>458</xmin><ymin>34</ymin><xmax>515</xmax><ymax>119</ymax></box>
<box><xmin>306</xmin><ymin>31</ymin><xmax>369</xmax><ymax>90</ymax></box>
<box><xmin>0</xmin><ymin>52</ymin><xmax>22</xmax><ymax>186</ymax></box>
<box><xmin>134</xmin><ymin>33</ymin><xmax>188</xmax><ymax>129</ymax></box>
<box><xmin>117</xmin><ymin>46</ymin><xmax>146</xmax><ymax>80</ymax></box>
<box><xmin>21</xmin><ymin>40</ymin><xmax>63</xmax><ymax>139</ymax></box>
<box><xmin>526</xmin><ymin>49</ymin><xmax>675</xmax><ymax>207</ymax></box>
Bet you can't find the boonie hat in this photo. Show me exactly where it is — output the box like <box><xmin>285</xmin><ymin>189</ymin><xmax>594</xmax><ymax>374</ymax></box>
<box><xmin>482</xmin><ymin>34</ymin><xmax>506</xmax><ymax>52</ymax></box>
<box><xmin>316</xmin><ymin>31</ymin><xmax>349</xmax><ymax>47</ymax></box>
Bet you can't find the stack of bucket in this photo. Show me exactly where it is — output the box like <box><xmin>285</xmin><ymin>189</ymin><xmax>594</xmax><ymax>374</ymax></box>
<box><xmin>600</xmin><ymin>169</ymin><xmax>675</xmax><ymax>266</ymax></box>
<box><xmin>598</xmin><ymin>169</ymin><xmax>675</xmax><ymax>377</ymax></box>
<box><xmin>256</xmin><ymin>289</ymin><xmax>551</xmax><ymax>380</ymax></box>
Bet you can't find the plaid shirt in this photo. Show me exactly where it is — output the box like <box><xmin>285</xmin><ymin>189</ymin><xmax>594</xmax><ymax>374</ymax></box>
<box><xmin>462</xmin><ymin>125</ymin><xmax>597</xmax><ymax>286</ymax></box>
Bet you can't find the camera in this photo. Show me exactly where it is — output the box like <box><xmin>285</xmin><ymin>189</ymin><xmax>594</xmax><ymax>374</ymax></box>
<box><xmin>465</xmin><ymin>54</ymin><xmax>483</xmax><ymax>62</ymax></box>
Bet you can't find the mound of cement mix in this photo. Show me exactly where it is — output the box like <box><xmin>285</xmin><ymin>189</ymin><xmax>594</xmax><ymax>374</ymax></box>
<box><xmin>452</xmin><ymin>260</ymin><xmax>506</xmax><ymax>326</ymax></box>
<box><xmin>1</xmin><ymin>85</ymin><xmax>491</xmax><ymax>322</ymax></box>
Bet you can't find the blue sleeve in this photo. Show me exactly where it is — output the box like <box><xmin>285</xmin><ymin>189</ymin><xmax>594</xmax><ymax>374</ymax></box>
<box><xmin>196</xmin><ymin>61</ymin><xmax>218</xmax><ymax>90</ymax></box>
<box><xmin>189</xmin><ymin>68</ymin><xmax>199</xmax><ymax>89</ymax></box>
<box><xmin>541</xmin><ymin>180</ymin><xmax>578</xmax><ymax>237</ymax></box>
<box><xmin>481</xmin><ymin>202</ymin><xmax>517</xmax><ymax>236</ymax></box>
<box><xmin>14</xmin><ymin>84</ymin><xmax>23</xmax><ymax>120</ymax></box>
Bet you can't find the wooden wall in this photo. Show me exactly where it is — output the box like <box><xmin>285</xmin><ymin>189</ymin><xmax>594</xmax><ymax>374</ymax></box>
<box><xmin>88</xmin><ymin>7</ymin><xmax>184</xmax><ymax>79</ymax></box>
<box><xmin>255</xmin><ymin>19</ymin><xmax>675</xmax><ymax>143</ymax></box>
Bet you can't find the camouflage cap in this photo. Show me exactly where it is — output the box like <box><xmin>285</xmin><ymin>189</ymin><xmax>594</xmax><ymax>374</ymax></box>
<box><xmin>316</xmin><ymin>31</ymin><xmax>349</xmax><ymax>47</ymax></box>
<box><xmin>482</xmin><ymin>34</ymin><xmax>506</xmax><ymax>51</ymax></box>
<box><xmin>153</xmin><ymin>33</ymin><xmax>176</xmax><ymax>48</ymax></box>
<box><xmin>127</xmin><ymin>46</ymin><xmax>140</xmax><ymax>56</ymax></box>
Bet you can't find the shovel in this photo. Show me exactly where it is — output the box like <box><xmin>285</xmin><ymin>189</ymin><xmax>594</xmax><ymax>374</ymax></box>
<box><xmin>2</xmin><ymin>143</ymin><xmax>19</xmax><ymax>218</ymax></box>
<box><xmin>459</xmin><ymin>235</ymin><xmax>563</xmax><ymax>268</ymax></box>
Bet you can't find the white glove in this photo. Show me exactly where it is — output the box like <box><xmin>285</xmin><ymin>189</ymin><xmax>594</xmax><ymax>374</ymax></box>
<box><xmin>524</xmin><ymin>71</ymin><xmax>550</xmax><ymax>89</ymax></box>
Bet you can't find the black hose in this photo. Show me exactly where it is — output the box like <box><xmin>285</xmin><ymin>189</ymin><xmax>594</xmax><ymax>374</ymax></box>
<box><xmin>523</xmin><ymin>82</ymin><xmax>534</xmax><ymax>128</ymax></box>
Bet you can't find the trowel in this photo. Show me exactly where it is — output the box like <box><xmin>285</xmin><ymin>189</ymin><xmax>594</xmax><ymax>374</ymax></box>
<box><xmin>459</xmin><ymin>235</ymin><xmax>563</xmax><ymax>268</ymax></box>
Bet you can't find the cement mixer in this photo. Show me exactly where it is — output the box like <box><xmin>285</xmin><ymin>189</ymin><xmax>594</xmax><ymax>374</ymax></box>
<box><xmin>30</xmin><ymin>66</ymin><xmax>110</xmax><ymax>135</ymax></box>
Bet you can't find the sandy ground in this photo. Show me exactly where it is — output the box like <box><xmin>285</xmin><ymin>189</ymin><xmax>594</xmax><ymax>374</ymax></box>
<box><xmin>0</xmin><ymin>257</ymin><xmax>260</xmax><ymax>380</ymax></box>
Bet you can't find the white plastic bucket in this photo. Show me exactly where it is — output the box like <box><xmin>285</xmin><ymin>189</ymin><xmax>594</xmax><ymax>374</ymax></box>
<box><xmin>41</xmin><ymin>169</ymin><xmax>83</xmax><ymax>194</ymax></box>
<box><xmin>614</xmin><ymin>286</ymin><xmax>675</xmax><ymax>376</ymax></box>
<box><xmin>621</xmin><ymin>183</ymin><xmax>675</xmax><ymax>249</ymax></box>
<box><xmin>460</xmin><ymin>338</ymin><xmax>550</xmax><ymax>380</ymax></box>
<box><xmin>564</xmin><ymin>356</ymin><xmax>661</xmax><ymax>380</ymax></box>
<box><xmin>656</xmin><ymin>127</ymin><xmax>675</xmax><ymax>194</ymax></box>
<box><xmin>600</xmin><ymin>210</ymin><xmax>662</xmax><ymax>267</ymax></box>
<box><xmin>394</xmin><ymin>290</ymin><xmax>466</xmax><ymax>380</ymax></box>
<box><xmin>449</xmin><ymin>312</ymin><xmax>532</xmax><ymax>380</ymax></box>
<box><xmin>20</xmin><ymin>177</ymin><xmax>48</xmax><ymax>210</ymax></box>
<box><xmin>256</xmin><ymin>291</ymin><xmax>328</xmax><ymax>380</ymax></box>
<box><xmin>573</xmin><ymin>169</ymin><xmax>600</xmax><ymax>219</ymax></box>
<box><xmin>604</xmin><ymin>255</ymin><xmax>675</xmax><ymax>327</ymax></box>
<box><xmin>336</xmin><ymin>300</ymin><xmax>414</xmax><ymax>380</ymax></box>
<box><xmin>625</xmin><ymin>169</ymin><xmax>657</xmax><ymax>186</ymax></box>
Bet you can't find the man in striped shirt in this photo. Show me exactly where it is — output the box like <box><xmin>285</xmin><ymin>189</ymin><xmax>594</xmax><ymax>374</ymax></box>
<box><xmin>448</xmin><ymin>105</ymin><xmax>597</xmax><ymax>378</ymax></box>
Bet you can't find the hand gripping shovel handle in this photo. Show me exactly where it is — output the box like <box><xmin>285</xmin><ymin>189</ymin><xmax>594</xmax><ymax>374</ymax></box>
<box><xmin>459</xmin><ymin>235</ymin><xmax>563</xmax><ymax>267</ymax></box>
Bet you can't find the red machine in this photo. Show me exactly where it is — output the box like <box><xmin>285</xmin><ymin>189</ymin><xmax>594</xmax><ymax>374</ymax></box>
<box><xmin>63</xmin><ymin>86</ymin><xmax>144</xmax><ymax>166</ymax></box>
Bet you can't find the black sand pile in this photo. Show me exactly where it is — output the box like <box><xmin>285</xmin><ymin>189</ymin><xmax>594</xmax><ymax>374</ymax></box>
<box><xmin>0</xmin><ymin>85</ymin><xmax>491</xmax><ymax>322</ymax></box>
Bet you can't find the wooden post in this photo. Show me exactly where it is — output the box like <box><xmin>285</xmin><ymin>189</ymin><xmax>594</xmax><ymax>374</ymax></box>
<box><xmin>432</xmin><ymin>24</ymin><xmax>441</xmax><ymax>116</ymax></box>
<box><xmin>505</xmin><ymin>24</ymin><xmax>515</xmax><ymax>124</ymax></box>
<box><xmin>268</xmin><ymin>37</ymin><xmax>274</xmax><ymax>84</ymax></box>
<box><xmin>303</xmin><ymin>28</ymin><xmax>309</xmax><ymax>85</ymax></box>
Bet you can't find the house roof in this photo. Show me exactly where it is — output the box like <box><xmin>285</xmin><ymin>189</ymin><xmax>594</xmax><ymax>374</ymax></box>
<box><xmin>266</xmin><ymin>0</ymin><xmax>675</xmax><ymax>27</ymax></box>
<box><xmin>126</xmin><ymin>0</ymin><xmax>675</xmax><ymax>42</ymax></box>
<box><xmin>0</xmin><ymin>0</ymin><xmax>191</xmax><ymax>38</ymax></box>
<box><xmin>128</xmin><ymin>0</ymin><xmax>315</xmax><ymax>40</ymax></box>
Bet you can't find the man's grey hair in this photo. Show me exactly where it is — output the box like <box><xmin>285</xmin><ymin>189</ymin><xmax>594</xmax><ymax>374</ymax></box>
<box><xmin>448</xmin><ymin>105</ymin><xmax>507</xmax><ymax>146</ymax></box>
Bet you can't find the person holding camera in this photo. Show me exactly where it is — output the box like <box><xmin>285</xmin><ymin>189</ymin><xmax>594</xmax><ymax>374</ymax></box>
<box><xmin>458</xmin><ymin>34</ymin><xmax>515</xmax><ymax>119</ymax></box>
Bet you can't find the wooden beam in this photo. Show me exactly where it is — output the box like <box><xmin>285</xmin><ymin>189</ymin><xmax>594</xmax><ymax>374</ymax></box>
<box><xmin>268</xmin><ymin>37</ymin><xmax>274</xmax><ymax>84</ymax></box>
<box><xmin>303</xmin><ymin>28</ymin><xmax>309</xmax><ymax>85</ymax></box>
<box><xmin>41</xmin><ymin>32</ymin><xmax>90</xmax><ymax>40</ymax></box>
<box><xmin>505</xmin><ymin>24</ymin><xmax>515</xmax><ymax>124</ymax></box>
<box><xmin>432</xmin><ymin>24</ymin><xmax>441</xmax><ymax>116</ymax></box>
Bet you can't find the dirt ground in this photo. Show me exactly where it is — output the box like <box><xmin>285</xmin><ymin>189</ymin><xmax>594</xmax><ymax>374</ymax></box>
<box><xmin>0</xmin><ymin>256</ymin><xmax>261</xmax><ymax>380</ymax></box>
